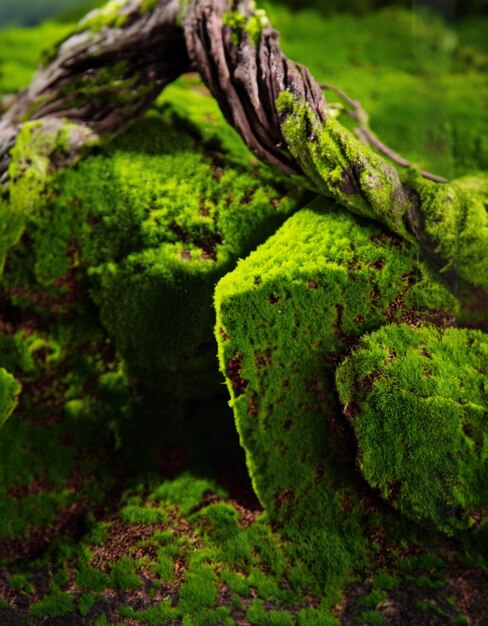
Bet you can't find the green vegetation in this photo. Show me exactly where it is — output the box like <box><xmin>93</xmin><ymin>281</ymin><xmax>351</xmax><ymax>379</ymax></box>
<box><xmin>336</xmin><ymin>324</ymin><xmax>488</xmax><ymax>534</ymax></box>
<box><xmin>0</xmin><ymin>367</ymin><xmax>21</xmax><ymax>428</ymax></box>
<box><xmin>0</xmin><ymin>1</ymin><xmax>487</xmax><ymax>624</ymax></box>
<box><xmin>1</xmin><ymin>86</ymin><xmax>302</xmax><ymax>395</ymax></box>
<box><xmin>215</xmin><ymin>202</ymin><xmax>456</xmax><ymax>581</ymax></box>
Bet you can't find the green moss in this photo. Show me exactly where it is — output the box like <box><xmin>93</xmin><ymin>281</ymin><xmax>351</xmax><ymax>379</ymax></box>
<box><xmin>178</xmin><ymin>560</ymin><xmax>218</xmax><ymax>613</ymax></box>
<box><xmin>77</xmin><ymin>0</ymin><xmax>129</xmax><ymax>32</ymax></box>
<box><xmin>29</xmin><ymin>585</ymin><xmax>76</xmax><ymax>618</ymax></box>
<box><xmin>119</xmin><ymin>601</ymin><xmax>177</xmax><ymax>625</ymax></box>
<box><xmin>0</xmin><ymin>367</ymin><xmax>21</xmax><ymax>428</ymax></box>
<box><xmin>13</xmin><ymin>100</ymin><xmax>296</xmax><ymax>396</ymax></box>
<box><xmin>297</xmin><ymin>607</ymin><xmax>340</xmax><ymax>625</ymax></box>
<box><xmin>140</xmin><ymin>0</ymin><xmax>159</xmax><ymax>12</ymax></box>
<box><xmin>109</xmin><ymin>557</ymin><xmax>141</xmax><ymax>589</ymax></box>
<box><xmin>78</xmin><ymin>593</ymin><xmax>97</xmax><ymax>616</ymax></box>
<box><xmin>358</xmin><ymin>611</ymin><xmax>385</xmax><ymax>626</ymax></box>
<box><xmin>215</xmin><ymin>201</ymin><xmax>456</xmax><ymax>580</ymax></box>
<box><xmin>150</xmin><ymin>473</ymin><xmax>226</xmax><ymax>515</ymax></box>
<box><xmin>9</xmin><ymin>573</ymin><xmax>34</xmax><ymax>595</ymax></box>
<box><xmin>267</xmin><ymin>4</ymin><xmax>488</xmax><ymax>178</ymax></box>
<box><xmin>0</xmin><ymin>23</ymin><xmax>73</xmax><ymax>96</ymax></box>
<box><xmin>1</xmin><ymin>118</ymin><xmax>96</xmax><ymax>275</ymax></box>
<box><xmin>277</xmin><ymin>92</ymin><xmax>417</xmax><ymax>242</ymax></box>
<box><xmin>76</xmin><ymin>564</ymin><xmax>111</xmax><ymax>591</ymax></box>
<box><xmin>120</xmin><ymin>503</ymin><xmax>167</xmax><ymax>525</ymax></box>
<box><xmin>409</xmin><ymin>171</ymin><xmax>488</xmax><ymax>293</ymax></box>
<box><xmin>223</xmin><ymin>3</ymin><xmax>269</xmax><ymax>47</ymax></box>
<box><xmin>246</xmin><ymin>599</ymin><xmax>294</xmax><ymax>626</ymax></box>
<box><xmin>336</xmin><ymin>324</ymin><xmax>488</xmax><ymax>534</ymax></box>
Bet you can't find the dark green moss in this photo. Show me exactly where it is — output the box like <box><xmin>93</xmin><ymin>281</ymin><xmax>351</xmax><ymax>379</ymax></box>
<box><xmin>29</xmin><ymin>585</ymin><xmax>76</xmax><ymax>618</ymax></box>
<box><xmin>336</xmin><ymin>324</ymin><xmax>488</xmax><ymax>534</ymax></box>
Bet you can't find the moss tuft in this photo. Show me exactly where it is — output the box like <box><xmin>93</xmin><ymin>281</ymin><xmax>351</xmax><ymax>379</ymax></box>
<box><xmin>336</xmin><ymin>323</ymin><xmax>488</xmax><ymax>534</ymax></box>
<box><xmin>29</xmin><ymin>585</ymin><xmax>76</xmax><ymax>618</ymax></box>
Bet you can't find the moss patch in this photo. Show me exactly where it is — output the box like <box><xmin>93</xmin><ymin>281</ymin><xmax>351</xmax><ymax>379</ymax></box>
<box><xmin>336</xmin><ymin>324</ymin><xmax>488</xmax><ymax>534</ymax></box>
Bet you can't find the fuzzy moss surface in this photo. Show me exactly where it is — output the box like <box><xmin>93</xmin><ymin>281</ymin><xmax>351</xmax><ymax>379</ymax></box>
<box><xmin>336</xmin><ymin>324</ymin><xmax>488</xmax><ymax>535</ymax></box>
<box><xmin>410</xmin><ymin>171</ymin><xmax>488</xmax><ymax>293</ymax></box>
<box><xmin>69</xmin><ymin>101</ymin><xmax>300</xmax><ymax>391</ymax></box>
<box><xmin>215</xmin><ymin>200</ymin><xmax>456</xmax><ymax>581</ymax></box>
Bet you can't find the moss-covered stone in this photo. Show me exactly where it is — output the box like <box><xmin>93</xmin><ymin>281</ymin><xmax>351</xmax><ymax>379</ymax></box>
<box><xmin>336</xmin><ymin>324</ymin><xmax>488</xmax><ymax>534</ymax></box>
<box><xmin>215</xmin><ymin>200</ymin><xmax>456</xmax><ymax>579</ymax></box>
<box><xmin>2</xmin><ymin>90</ymin><xmax>303</xmax><ymax>395</ymax></box>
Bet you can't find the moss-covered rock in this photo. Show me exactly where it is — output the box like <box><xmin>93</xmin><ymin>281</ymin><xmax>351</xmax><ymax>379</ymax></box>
<box><xmin>336</xmin><ymin>323</ymin><xmax>488</xmax><ymax>535</ymax></box>
<box><xmin>1</xmin><ymin>85</ymin><xmax>303</xmax><ymax>396</ymax></box>
<box><xmin>215</xmin><ymin>200</ymin><xmax>456</xmax><ymax>579</ymax></box>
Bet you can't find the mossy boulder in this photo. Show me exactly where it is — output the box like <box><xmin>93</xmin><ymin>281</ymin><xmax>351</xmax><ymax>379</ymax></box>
<box><xmin>1</xmin><ymin>87</ymin><xmax>303</xmax><ymax>396</ymax></box>
<box><xmin>336</xmin><ymin>323</ymin><xmax>488</xmax><ymax>535</ymax></box>
<box><xmin>215</xmin><ymin>200</ymin><xmax>456</xmax><ymax>578</ymax></box>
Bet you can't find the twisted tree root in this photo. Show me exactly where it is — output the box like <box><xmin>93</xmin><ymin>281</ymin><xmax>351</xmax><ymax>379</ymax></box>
<box><xmin>0</xmin><ymin>0</ymin><xmax>486</xmax><ymax>292</ymax></box>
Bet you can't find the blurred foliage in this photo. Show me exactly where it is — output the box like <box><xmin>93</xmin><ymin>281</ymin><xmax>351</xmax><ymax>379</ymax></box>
<box><xmin>279</xmin><ymin>0</ymin><xmax>487</xmax><ymax>19</ymax></box>
<box><xmin>0</xmin><ymin>0</ymin><xmax>486</xmax><ymax>29</ymax></box>
<box><xmin>0</xmin><ymin>0</ymin><xmax>100</xmax><ymax>27</ymax></box>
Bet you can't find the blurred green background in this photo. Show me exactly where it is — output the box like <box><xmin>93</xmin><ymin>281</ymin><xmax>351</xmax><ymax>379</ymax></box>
<box><xmin>0</xmin><ymin>0</ymin><xmax>486</xmax><ymax>27</ymax></box>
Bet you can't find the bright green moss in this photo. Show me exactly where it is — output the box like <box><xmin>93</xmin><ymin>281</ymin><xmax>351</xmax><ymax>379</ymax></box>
<box><xmin>246</xmin><ymin>599</ymin><xmax>294</xmax><ymax>626</ymax></box>
<box><xmin>267</xmin><ymin>5</ymin><xmax>488</xmax><ymax>178</ymax></box>
<box><xmin>215</xmin><ymin>201</ymin><xmax>456</xmax><ymax>581</ymax></box>
<box><xmin>76</xmin><ymin>564</ymin><xmax>111</xmax><ymax>591</ymax></box>
<box><xmin>150</xmin><ymin>473</ymin><xmax>226</xmax><ymax>515</ymax></box>
<box><xmin>78</xmin><ymin>593</ymin><xmax>97</xmax><ymax>616</ymax></box>
<box><xmin>29</xmin><ymin>585</ymin><xmax>76</xmax><ymax>618</ymax></box>
<box><xmin>77</xmin><ymin>0</ymin><xmax>129</xmax><ymax>32</ymax></box>
<box><xmin>1</xmin><ymin>119</ymin><xmax>96</xmax><ymax>275</ymax></box>
<box><xmin>297</xmin><ymin>607</ymin><xmax>340</xmax><ymax>626</ymax></box>
<box><xmin>277</xmin><ymin>92</ymin><xmax>414</xmax><ymax>241</ymax></box>
<box><xmin>119</xmin><ymin>601</ymin><xmax>178</xmax><ymax>625</ymax></box>
<box><xmin>409</xmin><ymin>171</ymin><xmax>488</xmax><ymax>293</ymax></box>
<box><xmin>36</xmin><ymin>102</ymin><xmax>300</xmax><ymax>394</ymax></box>
<box><xmin>223</xmin><ymin>3</ymin><xmax>269</xmax><ymax>47</ymax></box>
<box><xmin>336</xmin><ymin>324</ymin><xmax>488</xmax><ymax>534</ymax></box>
<box><xmin>0</xmin><ymin>367</ymin><xmax>21</xmax><ymax>428</ymax></box>
<box><xmin>120</xmin><ymin>503</ymin><xmax>167</xmax><ymax>525</ymax></box>
<box><xmin>0</xmin><ymin>23</ymin><xmax>72</xmax><ymax>96</ymax></box>
<box><xmin>178</xmin><ymin>560</ymin><xmax>218</xmax><ymax>613</ymax></box>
